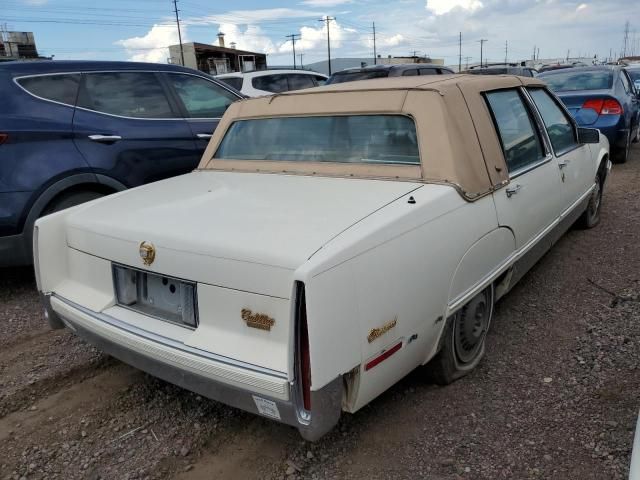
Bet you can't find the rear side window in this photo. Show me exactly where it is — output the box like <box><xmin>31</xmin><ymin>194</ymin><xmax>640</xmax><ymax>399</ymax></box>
<box><xmin>78</xmin><ymin>72</ymin><xmax>175</xmax><ymax>118</ymax></box>
<box><xmin>218</xmin><ymin>77</ymin><xmax>243</xmax><ymax>90</ymax></box>
<box><xmin>286</xmin><ymin>74</ymin><xmax>316</xmax><ymax>91</ymax></box>
<box><xmin>252</xmin><ymin>74</ymin><xmax>288</xmax><ymax>93</ymax></box>
<box><xmin>486</xmin><ymin>89</ymin><xmax>545</xmax><ymax>173</ymax></box>
<box><xmin>314</xmin><ymin>76</ymin><xmax>327</xmax><ymax>86</ymax></box>
<box><xmin>17</xmin><ymin>74</ymin><xmax>80</xmax><ymax>105</ymax></box>
<box><xmin>326</xmin><ymin>70</ymin><xmax>389</xmax><ymax>84</ymax></box>
<box><xmin>402</xmin><ymin>69</ymin><xmax>418</xmax><ymax>76</ymax></box>
<box><xmin>169</xmin><ymin>74</ymin><xmax>238</xmax><ymax>118</ymax></box>
<box><xmin>528</xmin><ymin>88</ymin><xmax>578</xmax><ymax>153</ymax></box>
<box><xmin>419</xmin><ymin>68</ymin><xmax>438</xmax><ymax>75</ymax></box>
<box><xmin>620</xmin><ymin>72</ymin><xmax>631</xmax><ymax>95</ymax></box>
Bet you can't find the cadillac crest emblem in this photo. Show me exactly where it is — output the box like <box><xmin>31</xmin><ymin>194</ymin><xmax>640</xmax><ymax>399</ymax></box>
<box><xmin>139</xmin><ymin>241</ymin><xmax>156</xmax><ymax>266</ymax></box>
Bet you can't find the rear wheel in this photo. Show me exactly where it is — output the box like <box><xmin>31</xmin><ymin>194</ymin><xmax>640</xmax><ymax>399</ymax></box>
<box><xmin>613</xmin><ymin>130</ymin><xmax>631</xmax><ymax>164</ymax></box>
<box><xmin>427</xmin><ymin>286</ymin><xmax>494</xmax><ymax>385</ymax></box>
<box><xmin>42</xmin><ymin>190</ymin><xmax>105</xmax><ymax>216</ymax></box>
<box><xmin>576</xmin><ymin>175</ymin><xmax>603</xmax><ymax>229</ymax></box>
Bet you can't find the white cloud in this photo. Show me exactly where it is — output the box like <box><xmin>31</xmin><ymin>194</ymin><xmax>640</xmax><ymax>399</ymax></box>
<box><xmin>216</xmin><ymin>24</ymin><xmax>276</xmax><ymax>54</ymax></box>
<box><xmin>301</xmin><ymin>0</ymin><xmax>352</xmax><ymax>6</ymax></box>
<box><xmin>188</xmin><ymin>8</ymin><xmax>322</xmax><ymax>26</ymax></box>
<box><xmin>426</xmin><ymin>0</ymin><xmax>483</xmax><ymax>15</ymax></box>
<box><xmin>277</xmin><ymin>19</ymin><xmax>354</xmax><ymax>54</ymax></box>
<box><xmin>576</xmin><ymin>3</ymin><xmax>588</xmax><ymax>11</ymax></box>
<box><xmin>24</xmin><ymin>0</ymin><xmax>48</xmax><ymax>5</ymax></box>
<box><xmin>116</xmin><ymin>24</ymin><xmax>183</xmax><ymax>63</ymax></box>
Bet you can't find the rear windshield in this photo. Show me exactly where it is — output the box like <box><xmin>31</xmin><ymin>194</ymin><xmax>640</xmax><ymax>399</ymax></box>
<box><xmin>326</xmin><ymin>70</ymin><xmax>389</xmax><ymax>84</ymax></box>
<box><xmin>542</xmin><ymin>70</ymin><xmax>613</xmax><ymax>92</ymax></box>
<box><xmin>218</xmin><ymin>77</ymin><xmax>243</xmax><ymax>91</ymax></box>
<box><xmin>214</xmin><ymin>115</ymin><xmax>419</xmax><ymax>165</ymax></box>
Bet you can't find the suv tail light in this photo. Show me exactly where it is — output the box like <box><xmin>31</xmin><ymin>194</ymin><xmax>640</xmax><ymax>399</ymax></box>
<box><xmin>582</xmin><ymin>98</ymin><xmax>623</xmax><ymax>115</ymax></box>
<box><xmin>295</xmin><ymin>282</ymin><xmax>312</xmax><ymax>412</ymax></box>
<box><xmin>0</xmin><ymin>134</ymin><xmax>7</xmax><ymax>145</ymax></box>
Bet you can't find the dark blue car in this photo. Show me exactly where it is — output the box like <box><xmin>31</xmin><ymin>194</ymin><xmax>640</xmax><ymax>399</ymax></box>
<box><xmin>538</xmin><ymin>66</ymin><xmax>640</xmax><ymax>163</ymax></box>
<box><xmin>0</xmin><ymin>60</ymin><xmax>243</xmax><ymax>267</ymax></box>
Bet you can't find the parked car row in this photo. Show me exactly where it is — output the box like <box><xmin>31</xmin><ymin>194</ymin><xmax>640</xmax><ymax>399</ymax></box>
<box><xmin>34</xmin><ymin>72</ymin><xmax>610</xmax><ymax>440</ymax></box>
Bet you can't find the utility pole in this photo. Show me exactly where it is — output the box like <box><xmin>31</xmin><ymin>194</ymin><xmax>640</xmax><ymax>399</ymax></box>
<box><xmin>299</xmin><ymin>53</ymin><xmax>304</xmax><ymax>69</ymax></box>
<box><xmin>504</xmin><ymin>40</ymin><xmax>508</xmax><ymax>64</ymax></box>
<box><xmin>285</xmin><ymin>33</ymin><xmax>301</xmax><ymax>69</ymax></box>
<box><xmin>533</xmin><ymin>45</ymin><xmax>536</xmax><ymax>61</ymax></box>
<box><xmin>172</xmin><ymin>0</ymin><xmax>184</xmax><ymax>66</ymax></box>
<box><xmin>566</xmin><ymin>49</ymin><xmax>570</xmax><ymax>62</ymax></box>
<box><xmin>458</xmin><ymin>32</ymin><xmax>462</xmax><ymax>72</ymax></box>
<box><xmin>478</xmin><ymin>39</ymin><xmax>487</xmax><ymax>67</ymax></box>
<box><xmin>463</xmin><ymin>56</ymin><xmax>472</xmax><ymax>69</ymax></box>
<box><xmin>319</xmin><ymin>16</ymin><xmax>335</xmax><ymax>75</ymax></box>
<box><xmin>536</xmin><ymin>47</ymin><xmax>540</xmax><ymax>61</ymax></box>
<box><xmin>373</xmin><ymin>22</ymin><xmax>377</xmax><ymax>65</ymax></box>
<box><xmin>623</xmin><ymin>20</ymin><xmax>630</xmax><ymax>58</ymax></box>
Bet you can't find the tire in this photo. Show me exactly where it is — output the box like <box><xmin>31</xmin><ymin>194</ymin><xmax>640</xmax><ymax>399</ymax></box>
<box><xmin>633</xmin><ymin>121</ymin><xmax>640</xmax><ymax>144</ymax></box>
<box><xmin>576</xmin><ymin>175</ymin><xmax>603</xmax><ymax>229</ymax></box>
<box><xmin>427</xmin><ymin>285</ymin><xmax>494</xmax><ymax>385</ymax></box>
<box><xmin>42</xmin><ymin>190</ymin><xmax>104</xmax><ymax>216</ymax></box>
<box><xmin>613</xmin><ymin>130</ymin><xmax>631</xmax><ymax>164</ymax></box>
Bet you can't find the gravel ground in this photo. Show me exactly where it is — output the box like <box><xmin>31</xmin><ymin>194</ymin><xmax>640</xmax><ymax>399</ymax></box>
<box><xmin>1</xmin><ymin>147</ymin><xmax>639</xmax><ymax>480</ymax></box>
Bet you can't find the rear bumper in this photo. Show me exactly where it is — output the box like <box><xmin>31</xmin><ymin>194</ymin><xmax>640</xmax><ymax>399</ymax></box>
<box><xmin>595</xmin><ymin>123</ymin><xmax>628</xmax><ymax>149</ymax></box>
<box><xmin>0</xmin><ymin>231</ymin><xmax>30</xmax><ymax>267</ymax></box>
<box><xmin>41</xmin><ymin>293</ymin><xmax>342</xmax><ymax>441</ymax></box>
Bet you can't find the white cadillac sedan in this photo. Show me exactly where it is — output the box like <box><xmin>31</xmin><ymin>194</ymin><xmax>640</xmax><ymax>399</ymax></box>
<box><xmin>34</xmin><ymin>75</ymin><xmax>610</xmax><ymax>441</ymax></box>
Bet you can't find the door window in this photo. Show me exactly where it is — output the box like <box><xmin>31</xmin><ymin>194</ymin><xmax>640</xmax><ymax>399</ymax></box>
<box><xmin>286</xmin><ymin>74</ymin><xmax>316</xmax><ymax>91</ymax></box>
<box><xmin>78</xmin><ymin>72</ymin><xmax>175</xmax><ymax>118</ymax></box>
<box><xmin>314</xmin><ymin>75</ymin><xmax>327</xmax><ymax>86</ymax></box>
<box><xmin>485</xmin><ymin>89</ymin><xmax>545</xmax><ymax>173</ymax></box>
<box><xmin>402</xmin><ymin>69</ymin><xmax>418</xmax><ymax>76</ymax></box>
<box><xmin>169</xmin><ymin>74</ymin><xmax>238</xmax><ymax>118</ymax></box>
<box><xmin>251</xmin><ymin>74</ymin><xmax>288</xmax><ymax>93</ymax></box>
<box><xmin>528</xmin><ymin>88</ymin><xmax>578</xmax><ymax>154</ymax></box>
<box><xmin>218</xmin><ymin>76</ymin><xmax>243</xmax><ymax>91</ymax></box>
<box><xmin>419</xmin><ymin>68</ymin><xmax>438</xmax><ymax>75</ymax></box>
<box><xmin>17</xmin><ymin>74</ymin><xmax>80</xmax><ymax>105</ymax></box>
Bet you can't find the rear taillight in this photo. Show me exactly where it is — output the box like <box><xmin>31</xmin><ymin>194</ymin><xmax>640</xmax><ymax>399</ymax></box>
<box><xmin>296</xmin><ymin>283</ymin><xmax>312</xmax><ymax>412</ymax></box>
<box><xmin>582</xmin><ymin>98</ymin><xmax>623</xmax><ymax>115</ymax></box>
<box><xmin>0</xmin><ymin>134</ymin><xmax>7</xmax><ymax>145</ymax></box>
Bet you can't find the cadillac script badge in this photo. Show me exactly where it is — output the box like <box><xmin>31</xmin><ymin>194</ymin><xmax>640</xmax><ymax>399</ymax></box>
<box><xmin>241</xmin><ymin>308</ymin><xmax>275</xmax><ymax>331</ymax></box>
<box><xmin>139</xmin><ymin>241</ymin><xmax>156</xmax><ymax>266</ymax></box>
<box><xmin>367</xmin><ymin>317</ymin><xmax>398</xmax><ymax>343</ymax></box>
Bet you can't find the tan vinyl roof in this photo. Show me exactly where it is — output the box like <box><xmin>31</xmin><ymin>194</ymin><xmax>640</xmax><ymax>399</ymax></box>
<box><xmin>199</xmin><ymin>74</ymin><xmax>547</xmax><ymax>200</ymax></box>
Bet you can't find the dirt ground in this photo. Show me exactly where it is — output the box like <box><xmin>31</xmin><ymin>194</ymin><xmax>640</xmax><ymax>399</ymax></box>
<box><xmin>1</xmin><ymin>147</ymin><xmax>639</xmax><ymax>480</ymax></box>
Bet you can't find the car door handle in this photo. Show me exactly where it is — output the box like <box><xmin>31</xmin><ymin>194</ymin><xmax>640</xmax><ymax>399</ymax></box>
<box><xmin>506</xmin><ymin>184</ymin><xmax>522</xmax><ymax>198</ymax></box>
<box><xmin>196</xmin><ymin>133</ymin><xmax>212</xmax><ymax>139</ymax></box>
<box><xmin>558</xmin><ymin>159</ymin><xmax>570</xmax><ymax>169</ymax></box>
<box><xmin>88</xmin><ymin>134</ymin><xmax>122</xmax><ymax>143</ymax></box>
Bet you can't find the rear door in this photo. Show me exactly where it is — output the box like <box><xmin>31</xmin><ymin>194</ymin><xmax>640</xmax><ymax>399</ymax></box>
<box><xmin>486</xmin><ymin>89</ymin><xmax>566</xmax><ymax>250</ymax></box>
<box><xmin>164</xmin><ymin>72</ymin><xmax>240</xmax><ymax>150</ymax></box>
<box><xmin>73</xmin><ymin>71</ymin><xmax>200</xmax><ymax>187</ymax></box>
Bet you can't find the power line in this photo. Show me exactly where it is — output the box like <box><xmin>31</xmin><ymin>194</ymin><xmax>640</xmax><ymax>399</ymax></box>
<box><xmin>285</xmin><ymin>33</ymin><xmax>301</xmax><ymax>69</ymax></box>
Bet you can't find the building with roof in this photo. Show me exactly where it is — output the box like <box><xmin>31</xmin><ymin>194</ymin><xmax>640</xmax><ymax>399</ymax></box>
<box><xmin>168</xmin><ymin>34</ymin><xmax>267</xmax><ymax>75</ymax></box>
<box><xmin>0</xmin><ymin>31</ymin><xmax>49</xmax><ymax>62</ymax></box>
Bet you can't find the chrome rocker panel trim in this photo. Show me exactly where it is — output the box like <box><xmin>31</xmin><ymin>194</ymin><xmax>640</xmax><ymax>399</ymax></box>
<box><xmin>42</xmin><ymin>293</ymin><xmax>342</xmax><ymax>441</ymax></box>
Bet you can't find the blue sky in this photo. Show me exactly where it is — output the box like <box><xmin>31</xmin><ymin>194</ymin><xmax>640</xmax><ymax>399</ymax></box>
<box><xmin>2</xmin><ymin>0</ymin><xmax>638</xmax><ymax>67</ymax></box>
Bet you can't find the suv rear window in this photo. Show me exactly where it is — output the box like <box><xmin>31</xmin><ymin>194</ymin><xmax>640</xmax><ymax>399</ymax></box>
<box><xmin>215</xmin><ymin>115</ymin><xmax>419</xmax><ymax>165</ymax></box>
<box><xmin>17</xmin><ymin>74</ymin><xmax>80</xmax><ymax>105</ymax></box>
<box><xmin>252</xmin><ymin>74</ymin><xmax>288</xmax><ymax>93</ymax></box>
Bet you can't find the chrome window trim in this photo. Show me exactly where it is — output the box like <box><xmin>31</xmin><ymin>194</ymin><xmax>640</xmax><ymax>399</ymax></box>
<box><xmin>13</xmin><ymin>70</ymin><xmax>239</xmax><ymax>121</ymax></box>
<box><xmin>52</xmin><ymin>293</ymin><xmax>288</xmax><ymax>379</ymax></box>
<box><xmin>508</xmin><ymin>153</ymin><xmax>554</xmax><ymax>180</ymax></box>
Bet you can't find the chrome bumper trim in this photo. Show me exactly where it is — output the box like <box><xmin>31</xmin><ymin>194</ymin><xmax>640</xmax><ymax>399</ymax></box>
<box><xmin>41</xmin><ymin>293</ymin><xmax>342</xmax><ymax>440</ymax></box>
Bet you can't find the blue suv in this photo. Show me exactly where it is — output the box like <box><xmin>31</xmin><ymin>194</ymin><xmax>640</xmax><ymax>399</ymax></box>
<box><xmin>0</xmin><ymin>60</ymin><xmax>243</xmax><ymax>267</ymax></box>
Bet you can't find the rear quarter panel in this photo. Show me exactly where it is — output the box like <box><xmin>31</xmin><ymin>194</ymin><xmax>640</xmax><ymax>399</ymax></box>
<box><xmin>296</xmin><ymin>186</ymin><xmax>505</xmax><ymax>411</ymax></box>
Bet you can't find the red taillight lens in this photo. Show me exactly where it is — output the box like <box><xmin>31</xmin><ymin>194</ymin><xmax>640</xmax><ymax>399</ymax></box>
<box><xmin>582</xmin><ymin>98</ymin><xmax>623</xmax><ymax>115</ymax></box>
<box><xmin>296</xmin><ymin>284</ymin><xmax>312</xmax><ymax>411</ymax></box>
<box><xmin>0</xmin><ymin>134</ymin><xmax>7</xmax><ymax>145</ymax></box>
